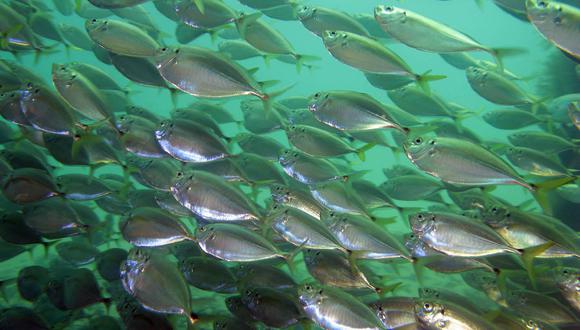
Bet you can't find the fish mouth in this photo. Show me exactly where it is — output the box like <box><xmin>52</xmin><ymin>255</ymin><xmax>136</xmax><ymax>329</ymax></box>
<box><xmin>296</xmin><ymin>6</ymin><xmax>313</xmax><ymax>20</ymax></box>
<box><xmin>374</xmin><ymin>5</ymin><xmax>400</xmax><ymax>24</ymax></box>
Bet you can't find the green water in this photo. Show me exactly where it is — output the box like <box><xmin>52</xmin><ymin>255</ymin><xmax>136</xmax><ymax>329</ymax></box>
<box><xmin>0</xmin><ymin>0</ymin><xmax>579</xmax><ymax>329</ymax></box>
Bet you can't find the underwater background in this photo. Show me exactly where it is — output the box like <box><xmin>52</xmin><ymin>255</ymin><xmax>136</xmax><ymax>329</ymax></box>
<box><xmin>0</xmin><ymin>0</ymin><xmax>579</xmax><ymax>329</ymax></box>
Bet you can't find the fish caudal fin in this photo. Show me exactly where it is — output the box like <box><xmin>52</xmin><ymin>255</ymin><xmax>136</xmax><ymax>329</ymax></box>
<box><xmin>530</xmin><ymin>176</ymin><xmax>576</xmax><ymax>214</ymax></box>
<box><xmin>489</xmin><ymin>47</ymin><xmax>527</xmax><ymax>72</ymax></box>
<box><xmin>355</xmin><ymin>143</ymin><xmax>376</xmax><ymax>161</ymax></box>
<box><xmin>415</xmin><ymin>70</ymin><xmax>446</xmax><ymax>94</ymax></box>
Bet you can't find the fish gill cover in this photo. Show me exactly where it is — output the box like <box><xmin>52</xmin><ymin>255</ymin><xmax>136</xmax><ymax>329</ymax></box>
<box><xmin>0</xmin><ymin>0</ymin><xmax>578</xmax><ymax>329</ymax></box>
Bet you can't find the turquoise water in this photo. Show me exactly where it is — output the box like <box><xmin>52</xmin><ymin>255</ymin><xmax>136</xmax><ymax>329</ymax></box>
<box><xmin>0</xmin><ymin>0</ymin><xmax>579</xmax><ymax>329</ymax></box>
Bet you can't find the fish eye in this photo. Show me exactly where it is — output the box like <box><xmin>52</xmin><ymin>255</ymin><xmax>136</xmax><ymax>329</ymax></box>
<box><xmin>423</xmin><ymin>303</ymin><xmax>433</xmax><ymax>312</ymax></box>
<box><xmin>314</xmin><ymin>92</ymin><xmax>320</xmax><ymax>98</ymax></box>
<box><xmin>329</xmin><ymin>31</ymin><xmax>336</xmax><ymax>36</ymax></box>
<box><xmin>428</xmin><ymin>139</ymin><xmax>435</xmax><ymax>145</ymax></box>
<box><xmin>417</xmin><ymin>214</ymin><xmax>424</xmax><ymax>220</ymax></box>
<box><xmin>199</xmin><ymin>226</ymin><xmax>206</xmax><ymax>232</ymax></box>
<box><xmin>553</xmin><ymin>16</ymin><xmax>562</xmax><ymax>25</ymax></box>
<box><xmin>305</xmin><ymin>285</ymin><xmax>312</xmax><ymax>291</ymax></box>
<box><xmin>385</xmin><ymin>6</ymin><xmax>394</xmax><ymax>11</ymax></box>
<box><xmin>538</xmin><ymin>1</ymin><xmax>547</xmax><ymax>8</ymax></box>
<box><xmin>414</xmin><ymin>137</ymin><xmax>423</xmax><ymax>144</ymax></box>
<box><xmin>91</xmin><ymin>18</ymin><xmax>97</xmax><ymax>23</ymax></box>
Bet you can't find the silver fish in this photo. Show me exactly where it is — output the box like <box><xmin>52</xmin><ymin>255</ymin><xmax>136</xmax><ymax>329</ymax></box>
<box><xmin>298</xmin><ymin>283</ymin><xmax>384</xmax><ymax>330</ymax></box>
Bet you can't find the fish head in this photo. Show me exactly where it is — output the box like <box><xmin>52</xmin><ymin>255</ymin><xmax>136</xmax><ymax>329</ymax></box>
<box><xmin>297</xmin><ymin>5</ymin><xmax>316</xmax><ymax>22</ymax></box>
<box><xmin>556</xmin><ymin>267</ymin><xmax>579</xmax><ymax>289</ymax></box>
<box><xmin>403</xmin><ymin>233</ymin><xmax>429</xmax><ymax>257</ymax></box>
<box><xmin>120</xmin><ymin>248</ymin><xmax>150</xmax><ymax>293</ymax></box>
<box><xmin>270</xmin><ymin>184</ymin><xmax>291</xmax><ymax>203</ymax></box>
<box><xmin>84</xmin><ymin>18</ymin><xmax>108</xmax><ymax>34</ymax></box>
<box><xmin>481</xmin><ymin>204</ymin><xmax>511</xmax><ymax>228</ymax></box>
<box><xmin>195</xmin><ymin>224</ymin><xmax>216</xmax><ymax>244</ymax></box>
<box><xmin>154</xmin><ymin>119</ymin><xmax>174</xmax><ymax>140</ymax></box>
<box><xmin>153</xmin><ymin>46</ymin><xmax>180</xmax><ymax>68</ymax></box>
<box><xmin>466</xmin><ymin>66</ymin><xmax>488</xmax><ymax>85</ymax></box>
<box><xmin>322</xmin><ymin>30</ymin><xmax>348</xmax><ymax>50</ymax></box>
<box><xmin>418</xmin><ymin>287</ymin><xmax>440</xmax><ymax>299</ymax></box>
<box><xmin>307</xmin><ymin>91</ymin><xmax>330</xmax><ymax>113</ymax></box>
<box><xmin>408</xmin><ymin>212</ymin><xmax>436</xmax><ymax>235</ymax></box>
<box><xmin>115</xmin><ymin>114</ymin><xmax>134</xmax><ymax>133</ymax></box>
<box><xmin>403</xmin><ymin>134</ymin><xmax>436</xmax><ymax>161</ymax></box>
<box><xmin>414</xmin><ymin>300</ymin><xmax>446</xmax><ymax>329</ymax></box>
<box><xmin>526</xmin><ymin>0</ymin><xmax>559</xmax><ymax>22</ymax></box>
<box><xmin>303</xmin><ymin>249</ymin><xmax>321</xmax><ymax>264</ymax></box>
<box><xmin>374</xmin><ymin>5</ymin><xmax>407</xmax><ymax>26</ymax></box>
<box><xmin>51</xmin><ymin>63</ymin><xmax>76</xmax><ymax>86</ymax></box>
<box><xmin>225</xmin><ymin>296</ymin><xmax>244</xmax><ymax>313</ymax></box>
<box><xmin>297</xmin><ymin>283</ymin><xmax>322</xmax><ymax>306</ymax></box>
<box><xmin>278</xmin><ymin>149</ymin><xmax>299</xmax><ymax>166</ymax></box>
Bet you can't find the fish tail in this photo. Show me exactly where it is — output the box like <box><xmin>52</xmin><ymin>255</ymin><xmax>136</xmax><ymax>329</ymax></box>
<box><xmin>355</xmin><ymin>143</ymin><xmax>376</xmax><ymax>161</ymax></box>
<box><xmin>293</xmin><ymin>54</ymin><xmax>321</xmax><ymax>74</ymax></box>
<box><xmin>488</xmin><ymin>47</ymin><xmax>527</xmax><ymax>72</ymax></box>
<box><xmin>415</xmin><ymin>70</ymin><xmax>446</xmax><ymax>94</ymax></box>
<box><xmin>530</xmin><ymin>176</ymin><xmax>576</xmax><ymax>214</ymax></box>
<box><xmin>281</xmin><ymin>243</ymin><xmax>303</xmax><ymax>275</ymax></box>
<box><xmin>375</xmin><ymin>281</ymin><xmax>404</xmax><ymax>297</ymax></box>
<box><xmin>260</xmin><ymin>83</ymin><xmax>296</xmax><ymax>112</ymax></box>
<box><xmin>520</xmin><ymin>242</ymin><xmax>555</xmax><ymax>290</ymax></box>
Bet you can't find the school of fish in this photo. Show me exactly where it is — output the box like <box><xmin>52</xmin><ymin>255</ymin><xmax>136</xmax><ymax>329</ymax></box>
<box><xmin>0</xmin><ymin>0</ymin><xmax>578</xmax><ymax>329</ymax></box>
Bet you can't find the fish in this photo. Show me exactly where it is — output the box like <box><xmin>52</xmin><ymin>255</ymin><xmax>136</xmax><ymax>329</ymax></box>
<box><xmin>17</xmin><ymin>266</ymin><xmax>49</xmax><ymax>302</ymax></box>
<box><xmin>235</xmin><ymin>14</ymin><xmax>316</xmax><ymax>70</ymax></box>
<box><xmin>381</xmin><ymin>174</ymin><xmax>445</xmax><ymax>201</ymax></box>
<box><xmin>176</xmin><ymin>0</ymin><xmax>242</xmax><ymax>29</ymax></box>
<box><xmin>506</xmin><ymin>290</ymin><xmax>579</xmax><ymax>325</ymax></box>
<box><xmin>195</xmin><ymin>223</ymin><xmax>289</xmax><ymax>263</ymax></box>
<box><xmin>154</xmin><ymin>118</ymin><xmax>231</xmax><ymax>163</ymax></box>
<box><xmin>414</xmin><ymin>299</ymin><xmax>499</xmax><ymax>329</ymax></box>
<box><xmin>404</xmin><ymin>135</ymin><xmax>533</xmax><ymax>190</ymax></box>
<box><xmin>405</xmin><ymin>233</ymin><xmax>496</xmax><ymax>274</ymax></box>
<box><xmin>368</xmin><ymin>297</ymin><xmax>419</xmax><ymax>330</ymax></box>
<box><xmin>322</xmin><ymin>30</ymin><xmax>444</xmax><ymax>90</ymax></box>
<box><xmin>308</xmin><ymin>90</ymin><xmax>408</xmax><ymax>132</ymax></box>
<box><xmin>278</xmin><ymin>149</ymin><xmax>348</xmax><ymax>184</ymax></box>
<box><xmin>85</xmin><ymin>18</ymin><xmax>160</xmax><ymax>57</ymax></box>
<box><xmin>556</xmin><ymin>268</ymin><xmax>580</xmax><ymax>314</ymax></box>
<box><xmin>55</xmin><ymin>240</ymin><xmax>99</xmax><ymax>266</ymax></box>
<box><xmin>154</xmin><ymin>46</ymin><xmax>280</xmax><ymax>105</ymax></box>
<box><xmin>503</xmin><ymin>146</ymin><xmax>574</xmax><ymax>177</ymax></box>
<box><xmin>482</xmin><ymin>109</ymin><xmax>546</xmax><ymax>129</ymax></box>
<box><xmin>325</xmin><ymin>211</ymin><xmax>411</xmax><ymax>260</ymax></box>
<box><xmin>269</xmin><ymin>207</ymin><xmax>344</xmax><ymax>250</ymax></box>
<box><xmin>466</xmin><ymin>66</ymin><xmax>542</xmax><ymax>107</ymax></box>
<box><xmin>121</xmin><ymin>248</ymin><xmax>197</xmax><ymax>325</ymax></box>
<box><xmin>409</xmin><ymin>211</ymin><xmax>520</xmax><ymax>257</ymax></box>
<box><xmin>482</xmin><ymin>204</ymin><xmax>580</xmax><ymax>258</ymax></box>
<box><xmin>179</xmin><ymin>256</ymin><xmax>237</xmax><ymax>293</ymax></box>
<box><xmin>171</xmin><ymin>170</ymin><xmax>263</xmax><ymax>222</ymax></box>
<box><xmin>270</xmin><ymin>182</ymin><xmax>324</xmax><ymax>220</ymax></box>
<box><xmin>236</xmin><ymin>133</ymin><xmax>285</xmax><ymax>161</ymax></box>
<box><xmin>287</xmin><ymin>124</ymin><xmax>375</xmax><ymax>160</ymax></box>
<box><xmin>96</xmin><ymin>248</ymin><xmax>128</xmax><ymax>282</ymax></box>
<box><xmin>297</xmin><ymin>5</ymin><xmax>370</xmax><ymax>37</ymax></box>
<box><xmin>298</xmin><ymin>283</ymin><xmax>384</xmax><ymax>329</ymax></box>
<box><xmin>240</xmin><ymin>287</ymin><xmax>303</xmax><ymax>328</ymax></box>
<box><xmin>235</xmin><ymin>263</ymin><xmax>296</xmax><ymax>291</ymax></box>
<box><xmin>526</xmin><ymin>0</ymin><xmax>580</xmax><ymax>60</ymax></box>
<box><xmin>88</xmin><ymin>0</ymin><xmax>150</xmax><ymax>9</ymax></box>
<box><xmin>120</xmin><ymin>207</ymin><xmax>194</xmax><ymax>247</ymax></box>
<box><xmin>508</xmin><ymin>131</ymin><xmax>578</xmax><ymax>154</ymax></box>
<box><xmin>374</xmin><ymin>6</ymin><xmax>520</xmax><ymax>70</ymax></box>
